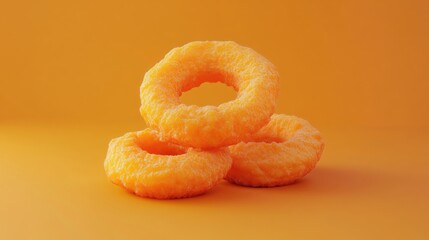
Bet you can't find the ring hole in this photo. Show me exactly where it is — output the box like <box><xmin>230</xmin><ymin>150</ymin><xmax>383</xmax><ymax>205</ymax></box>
<box><xmin>180</xmin><ymin>71</ymin><xmax>237</xmax><ymax>107</ymax></box>
<box><xmin>136</xmin><ymin>137</ymin><xmax>186</xmax><ymax>156</ymax></box>
<box><xmin>181</xmin><ymin>82</ymin><xmax>237</xmax><ymax>107</ymax></box>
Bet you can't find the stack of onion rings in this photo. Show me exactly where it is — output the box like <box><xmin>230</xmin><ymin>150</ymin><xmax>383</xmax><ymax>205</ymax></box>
<box><xmin>105</xmin><ymin>41</ymin><xmax>324</xmax><ymax>199</ymax></box>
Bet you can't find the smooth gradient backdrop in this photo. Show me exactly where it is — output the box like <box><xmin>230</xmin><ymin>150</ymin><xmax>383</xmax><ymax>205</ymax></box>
<box><xmin>1</xmin><ymin>0</ymin><xmax>428</xmax><ymax>239</ymax></box>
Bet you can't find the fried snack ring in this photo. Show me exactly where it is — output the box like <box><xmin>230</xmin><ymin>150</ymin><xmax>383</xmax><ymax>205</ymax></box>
<box><xmin>140</xmin><ymin>41</ymin><xmax>279</xmax><ymax>149</ymax></box>
<box><xmin>104</xmin><ymin>129</ymin><xmax>232</xmax><ymax>199</ymax></box>
<box><xmin>226</xmin><ymin>114</ymin><xmax>324</xmax><ymax>187</ymax></box>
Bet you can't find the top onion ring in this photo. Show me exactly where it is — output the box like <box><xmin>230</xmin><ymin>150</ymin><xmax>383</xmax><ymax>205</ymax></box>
<box><xmin>140</xmin><ymin>41</ymin><xmax>280</xmax><ymax>149</ymax></box>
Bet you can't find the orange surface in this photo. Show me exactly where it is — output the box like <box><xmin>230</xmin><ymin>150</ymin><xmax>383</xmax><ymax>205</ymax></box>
<box><xmin>1</xmin><ymin>0</ymin><xmax>428</xmax><ymax>239</ymax></box>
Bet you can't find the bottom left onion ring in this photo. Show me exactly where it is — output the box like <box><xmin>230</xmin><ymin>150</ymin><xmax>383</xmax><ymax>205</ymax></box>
<box><xmin>104</xmin><ymin>129</ymin><xmax>232</xmax><ymax>199</ymax></box>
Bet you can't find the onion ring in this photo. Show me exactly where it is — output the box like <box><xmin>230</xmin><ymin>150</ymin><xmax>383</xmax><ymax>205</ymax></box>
<box><xmin>226</xmin><ymin>114</ymin><xmax>324</xmax><ymax>187</ymax></box>
<box><xmin>104</xmin><ymin>129</ymin><xmax>232</xmax><ymax>199</ymax></box>
<box><xmin>140</xmin><ymin>41</ymin><xmax>279</xmax><ymax>149</ymax></box>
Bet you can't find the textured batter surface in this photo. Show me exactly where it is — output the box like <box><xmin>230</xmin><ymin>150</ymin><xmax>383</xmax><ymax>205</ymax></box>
<box><xmin>226</xmin><ymin>114</ymin><xmax>324</xmax><ymax>187</ymax></box>
<box><xmin>140</xmin><ymin>41</ymin><xmax>280</xmax><ymax>149</ymax></box>
<box><xmin>104</xmin><ymin>129</ymin><xmax>232</xmax><ymax>199</ymax></box>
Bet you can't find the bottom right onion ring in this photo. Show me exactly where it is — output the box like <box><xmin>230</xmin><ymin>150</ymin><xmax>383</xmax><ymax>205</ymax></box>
<box><xmin>226</xmin><ymin>114</ymin><xmax>325</xmax><ymax>187</ymax></box>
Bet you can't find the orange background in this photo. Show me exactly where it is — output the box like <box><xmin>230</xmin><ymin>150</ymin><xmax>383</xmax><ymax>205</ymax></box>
<box><xmin>1</xmin><ymin>0</ymin><xmax>428</xmax><ymax>239</ymax></box>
